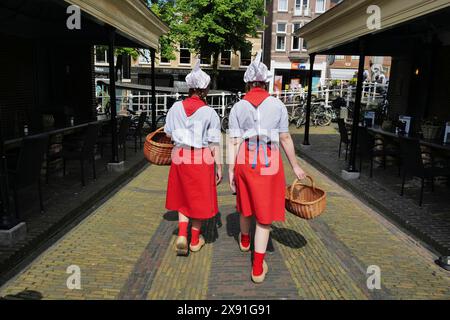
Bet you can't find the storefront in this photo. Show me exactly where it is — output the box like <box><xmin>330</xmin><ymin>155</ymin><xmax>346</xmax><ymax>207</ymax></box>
<box><xmin>0</xmin><ymin>0</ymin><xmax>168</xmax><ymax>231</ymax></box>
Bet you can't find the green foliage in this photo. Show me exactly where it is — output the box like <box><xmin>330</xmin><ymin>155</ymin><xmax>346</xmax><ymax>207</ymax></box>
<box><xmin>149</xmin><ymin>0</ymin><xmax>266</xmax><ymax>87</ymax></box>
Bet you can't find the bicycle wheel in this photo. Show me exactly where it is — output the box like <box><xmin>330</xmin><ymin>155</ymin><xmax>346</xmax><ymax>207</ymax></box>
<box><xmin>317</xmin><ymin>112</ymin><xmax>332</xmax><ymax>127</ymax></box>
<box><xmin>292</xmin><ymin>107</ymin><xmax>304</xmax><ymax>120</ymax></box>
<box><xmin>295</xmin><ymin>112</ymin><xmax>306</xmax><ymax>128</ymax></box>
<box><xmin>155</xmin><ymin>115</ymin><xmax>166</xmax><ymax>129</ymax></box>
<box><xmin>221</xmin><ymin>116</ymin><xmax>229</xmax><ymax>133</ymax></box>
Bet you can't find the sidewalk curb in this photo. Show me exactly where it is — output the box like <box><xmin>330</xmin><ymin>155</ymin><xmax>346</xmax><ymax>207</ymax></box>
<box><xmin>297</xmin><ymin>148</ymin><xmax>448</xmax><ymax>258</ymax></box>
<box><xmin>0</xmin><ymin>158</ymin><xmax>149</xmax><ymax>286</ymax></box>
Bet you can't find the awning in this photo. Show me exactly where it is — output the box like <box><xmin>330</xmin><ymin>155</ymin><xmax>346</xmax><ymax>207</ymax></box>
<box><xmin>329</xmin><ymin>69</ymin><xmax>357</xmax><ymax>81</ymax></box>
<box><xmin>297</xmin><ymin>0</ymin><xmax>450</xmax><ymax>54</ymax></box>
<box><xmin>65</xmin><ymin>0</ymin><xmax>169</xmax><ymax>49</ymax></box>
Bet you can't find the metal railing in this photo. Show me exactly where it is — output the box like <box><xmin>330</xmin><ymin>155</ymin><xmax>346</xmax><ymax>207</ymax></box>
<box><xmin>96</xmin><ymin>82</ymin><xmax>389</xmax><ymax>117</ymax></box>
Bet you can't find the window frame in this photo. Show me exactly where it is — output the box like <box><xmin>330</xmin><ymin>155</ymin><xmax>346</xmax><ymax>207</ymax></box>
<box><xmin>291</xmin><ymin>22</ymin><xmax>302</xmax><ymax>51</ymax></box>
<box><xmin>294</xmin><ymin>0</ymin><xmax>310</xmax><ymax>16</ymax></box>
<box><xmin>315</xmin><ymin>0</ymin><xmax>326</xmax><ymax>13</ymax></box>
<box><xmin>239</xmin><ymin>49</ymin><xmax>252</xmax><ymax>68</ymax></box>
<box><xmin>94</xmin><ymin>46</ymin><xmax>109</xmax><ymax>65</ymax></box>
<box><xmin>220</xmin><ymin>49</ymin><xmax>232</xmax><ymax>67</ymax></box>
<box><xmin>179</xmin><ymin>43</ymin><xmax>192</xmax><ymax>66</ymax></box>
<box><xmin>276</xmin><ymin>35</ymin><xmax>286</xmax><ymax>52</ymax></box>
<box><xmin>278</xmin><ymin>0</ymin><xmax>289</xmax><ymax>12</ymax></box>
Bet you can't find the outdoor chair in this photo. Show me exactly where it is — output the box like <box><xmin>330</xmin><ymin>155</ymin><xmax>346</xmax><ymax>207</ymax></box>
<box><xmin>8</xmin><ymin>134</ymin><xmax>49</xmax><ymax>219</ymax></box>
<box><xmin>399</xmin><ymin>138</ymin><xmax>450</xmax><ymax>206</ymax></box>
<box><xmin>62</xmin><ymin>123</ymin><xmax>100</xmax><ymax>187</ymax></box>
<box><xmin>337</xmin><ymin>119</ymin><xmax>350</xmax><ymax>160</ymax></box>
<box><xmin>99</xmin><ymin>117</ymin><xmax>132</xmax><ymax>161</ymax></box>
<box><xmin>129</xmin><ymin>112</ymin><xmax>147</xmax><ymax>153</ymax></box>
<box><xmin>357</xmin><ymin>127</ymin><xmax>401</xmax><ymax>178</ymax></box>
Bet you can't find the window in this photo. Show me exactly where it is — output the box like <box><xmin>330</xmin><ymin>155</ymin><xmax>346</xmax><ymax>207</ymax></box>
<box><xmin>240</xmin><ymin>47</ymin><xmax>252</xmax><ymax>67</ymax></box>
<box><xmin>200</xmin><ymin>52</ymin><xmax>211</xmax><ymax>65</ymax></box>
<box><xmin>295</xmin><ymin>0</ymin><xmax>310</xmax><ymax>15</ymax></box>
<box><xmin>292</xmin><ymin>23</ymin><xmax>301</xmax><ymax>51</ymax></box>
<box><xmin>278</xmin><ymin>0</ymin><xmax>288</xmax><ymax>12</ymax></box>
<box><xmin>139</xmin><ymin>49</ymin><xmax>151</xmax><ymax>64</ymax></box>
<box><xmin>351</xmin><ymin>56</ymin><xmax>360</xmax><ymax>60</ymax></box>
<box><xmin>95</xmin><ymin>46</ymin><xmax>108</xmax><ymax>64</ymax></box>
<box><xmin>276</xmin><ymin>36</ymin><xmax>286</xmax><ymax>51</ymax></box>
<box><xmin>276</xmin><ymin>22</ymin><xmax>287</xmax><ymax>51</ymax></box>
<box><xmin>316</xmin><ymin>0</ymin><xmax>326</xmax><ymax>13</ymax></box>
<box><xmin>179</xmin><ymin>43</ymin><xmax>191</xmax><ymax>65</ymax></box>
<box><xmin>160</xmin><ymin>56</ymin><xmax>170</xmax><ymax>64</ymax></box>
<box><xmin>302</xmin><ymin>39</ymin><xmax>308</xmax><ymax>51</ymax></box>
<box><xmin>335</xmin><ymin>55</ymin><xmax>345</xmax><ymax>60</ymax></box>
<box><xmin>221</xmin><ymin>50</ymin><xmax>232</xmax><ymax>66</ymax></box>
<box><xmin>277</xmin><ymin>22</ymin><xmax>287</xmax><ymax>33</ymax></box>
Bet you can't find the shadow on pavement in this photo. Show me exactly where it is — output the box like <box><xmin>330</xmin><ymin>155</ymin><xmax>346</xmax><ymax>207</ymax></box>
<box><xmin>1</xmin><ymin>290</ymin><xmax>43</xmax><ymax>300</ymax></box>
<box><xmin>271</xmin><ymin>225</ymin><xmax>308</xmax><ymax>249</ymax></box>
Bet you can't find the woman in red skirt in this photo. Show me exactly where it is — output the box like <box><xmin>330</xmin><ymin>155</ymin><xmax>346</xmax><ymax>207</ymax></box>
<box><xmin>165</xmin><ymin>60</ymin><xmax>222</xmax><ymax>256</ymax></box>
<box><xmin>228</xmin><ymin>52</ymin><xmax>306</xmax><ymax>283</ymax></box>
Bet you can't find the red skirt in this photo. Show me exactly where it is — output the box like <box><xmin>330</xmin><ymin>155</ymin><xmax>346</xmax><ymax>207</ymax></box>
<box><xmin>166</xmin><ymin>147</ymin><xmax>218</xmax><ymax>220</ymax></box>
<box><xmin>234</xmin><ymin>141</ymin><xmax>286</xmax><ymax>225</ymax></box>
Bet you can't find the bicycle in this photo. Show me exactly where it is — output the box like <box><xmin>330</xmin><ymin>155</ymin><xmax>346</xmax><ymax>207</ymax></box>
<box><xmin>220</xmin><ymin>93</ymin><xmax>241</xmax><ymax>132</ymax></box>
<box><xmin>295</xmin><ymin>102</ymin><xmax>332</xmax><ymax>128</ymax></box>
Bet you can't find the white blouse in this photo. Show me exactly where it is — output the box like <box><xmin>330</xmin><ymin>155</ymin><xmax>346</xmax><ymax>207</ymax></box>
<box><xmin>164</xmin><ymin>101</ymin><xmax>221</xmax><ymax>148</ymax></box>
<box><xmin>228</xmin><ymin>96</ymin><xmax>289</xmax><ymax>143</ymax></box>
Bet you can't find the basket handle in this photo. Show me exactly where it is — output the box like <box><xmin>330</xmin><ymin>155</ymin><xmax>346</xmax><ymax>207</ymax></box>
<box><xmin>289</xmin><ymin>176</ymin><xmax>316</xmax><ymax>200</ymax></box>
<box><xmin>147</xmin><ymin>126</ymin><xmax>165</xmax><ymax>141</ymax></box>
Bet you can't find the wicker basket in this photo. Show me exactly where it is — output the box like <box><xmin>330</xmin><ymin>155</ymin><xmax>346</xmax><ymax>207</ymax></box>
<box><xmin>285</xmin><ymin>176</ymin><xmax>326</xmax><ymax>220</ymax></box>
<box><xmin>144</xmin><ymin>127</ymin><xmax>174</xmax><ymax>166</ymax></box>
<box><xmin>421</xmin><ymin>125</ymin><xmax>441</xmax><ymax>140</ymax></box>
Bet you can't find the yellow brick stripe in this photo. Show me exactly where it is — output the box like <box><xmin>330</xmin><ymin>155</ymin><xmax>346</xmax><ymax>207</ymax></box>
<box><xmin>295</xmin><ymin>156</ymin><xmax>450</xmax><ymax>299</ymax></box>
<box><xmin>0</xmin><ymin>165</ymin><xmax>167</xmax><ymax>300</ymax></box>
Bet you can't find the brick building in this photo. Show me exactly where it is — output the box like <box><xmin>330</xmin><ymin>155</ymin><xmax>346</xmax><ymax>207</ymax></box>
<box><xmin>263</xmin><ymin>0</ymin><xmax>342</xmax><ymax>92</ymax></box>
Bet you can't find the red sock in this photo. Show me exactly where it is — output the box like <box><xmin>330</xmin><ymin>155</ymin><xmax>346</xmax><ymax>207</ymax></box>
<box><xmin>253</xmin><ymin>252</ymin><xmax>266</xmax><ymax>276</ymax></box>
<box><xmin>178</xmin><ymin>222</ymin><xmax>188</xmax><ymax>238</ymax></box>
<box><xmin>191</xmin><ymin>228</ymin><xmax>201</xmax><ymax>246</ymax></box>
<box><xmin>241</xmin><ymin>233</ymin><xmax>250</xmax><ymax>248</ymax></box>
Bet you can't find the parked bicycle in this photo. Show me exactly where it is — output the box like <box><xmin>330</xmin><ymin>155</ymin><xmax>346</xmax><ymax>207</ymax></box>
<box><xmin>220</xmin><ymin>93</ymin><xmax>242</xmax><ymax>132</ymax></box>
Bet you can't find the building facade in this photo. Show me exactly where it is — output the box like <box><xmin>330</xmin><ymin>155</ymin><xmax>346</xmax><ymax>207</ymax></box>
<box><xmin>130</xmin><ymin>36</ymin><xmax>263</xmax><ymax>92</ymax></box>
<box><xmin>264</xmin><ymin>0</ymin><xmax>342</xmax><ymax>92</ymax></box>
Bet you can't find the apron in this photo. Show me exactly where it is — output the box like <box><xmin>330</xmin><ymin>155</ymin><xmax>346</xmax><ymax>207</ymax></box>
<box><xmin>166</xmin><ymin>147</ymin><xmax>218</xmax><ymax>220</ymax></box>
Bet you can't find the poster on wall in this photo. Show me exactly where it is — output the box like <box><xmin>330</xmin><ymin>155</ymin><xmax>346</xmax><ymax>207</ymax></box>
<box><xmin>312</xmin><ymin>77</ymin><xmax>321</xmax><ymax>91</ymax></box>
<box><xmin>290</xmin><ymin>78</ymin><xmax>301</xmax><ymax>91</ymax></box>
<box><xmin>274</xmin><ymin>76</ymin><xmax>283</xmax><ymax>94</ymax></box>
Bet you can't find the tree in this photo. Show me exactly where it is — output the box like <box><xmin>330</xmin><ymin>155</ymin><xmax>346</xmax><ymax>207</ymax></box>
<box><xmin>151</xmin><ymin>0</ymin><xmax>266</xmax><ymax>89</ymax></box>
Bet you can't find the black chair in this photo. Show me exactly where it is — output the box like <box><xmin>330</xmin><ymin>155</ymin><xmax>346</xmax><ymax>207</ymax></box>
<box><xmin>99</xmin><ymin>117</ymin><xmax>132</xmax><ymax>161</ymax></box>
<box><xmin>62</xmin><ymin>123</ymin><xmax>100</xmax><ymax>187</ymax></box>
<box><xmin>399</xmin><ymin>138</ymin><xmax>450</xmax><ymax>206</ymax></box>
<box><xmin>357</xmin><ymin>127</ymin><xmax>401</xmax><ymax>178</ymax></box>
<box><xmin>8</xmin><ymin>134</ymin><xmax>49</xmax><ymax>218</ymax></box>
<box><xmin>337</xmin><ymin>119</ymin><xmax>350</xmax><ymax>160</ymax></box>
<box><xmin>129</xmin><ymin>113</ymin><xmax>147</xmax><ymax>153</ymax></box>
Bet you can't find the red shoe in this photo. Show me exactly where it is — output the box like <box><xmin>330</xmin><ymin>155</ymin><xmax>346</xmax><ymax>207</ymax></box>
<box><xmin>239</xmin><ymin>233</ymin><xmax>251</xmax><ymax>252</ymax></box>
<box><xmin>189</xmin><ymin>235</ymin><xmax>205</xmax><ymax>253</ymax></box>
<box><xmin>251</xmin><ymin>261</ymin><xmax>269</xmax><ymax>284</ymax></box>
<box><xmin>175</xmin><ymin>236</ymin><xmax>188</xmax><ymax>256</ymax></box>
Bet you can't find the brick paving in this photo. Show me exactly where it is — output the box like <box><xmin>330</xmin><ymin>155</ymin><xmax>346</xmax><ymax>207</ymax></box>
<box><xmin>0</xmin><ymin>135</ymin><xmax>449</xmax><ymax>300</ymax></box>
<box><xmin>290</xmin><ymin>125</ymin><xmax>450</xmax><ymax>257</ymax></box>
<box><xmin>0</xmin><ymin>140</ymin><xmax>146</xmax><ymax>284</ymax></box>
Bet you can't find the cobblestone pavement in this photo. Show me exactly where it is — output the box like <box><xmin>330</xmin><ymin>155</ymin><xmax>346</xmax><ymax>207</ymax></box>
<box><xmin>1</xmin><ymin>135</ymin><xmax>449</xmax><ymax>300</ymax></box>
<box><xmin>290</xmin><ymin>125</ymin><xmax>450</xmax><ymax>256</ymax></box>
